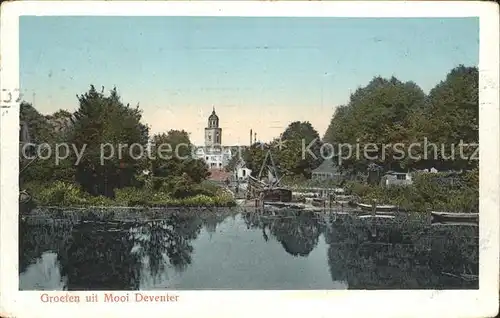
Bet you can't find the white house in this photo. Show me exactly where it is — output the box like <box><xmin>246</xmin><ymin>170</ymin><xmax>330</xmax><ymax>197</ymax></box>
<box><xmin>235</xmin><ymin>165</ymin><xmax>252</xmax><ymax>181</ymax></box>
<box><xmin>381</xmin><ymin>171</ymin><xmax>413</xmax><ymax>187</ymax></box>
<box><xmin>195</xmin><ymin>146</ymin><xmax>232</xmax><ymax>170</ymax></box>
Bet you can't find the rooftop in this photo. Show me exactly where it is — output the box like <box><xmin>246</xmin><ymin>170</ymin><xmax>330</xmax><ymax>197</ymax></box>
<box><xmin>312</xmin><ymin>159</ymin><xmax>341</xmax><ymax>174</ymax></box>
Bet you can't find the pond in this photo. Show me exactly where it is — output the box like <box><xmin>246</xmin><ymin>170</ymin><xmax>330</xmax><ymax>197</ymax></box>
<box><xmin>19</xmin><ymin>209</ymin><xmax>479</xmax><ymax>290</ymax></box>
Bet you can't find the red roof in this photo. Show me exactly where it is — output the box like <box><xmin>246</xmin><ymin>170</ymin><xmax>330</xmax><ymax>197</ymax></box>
<box><xmin>208</xmin><ymin>169</ymin><xmax>231</xmax><ymax>182</ymax></box>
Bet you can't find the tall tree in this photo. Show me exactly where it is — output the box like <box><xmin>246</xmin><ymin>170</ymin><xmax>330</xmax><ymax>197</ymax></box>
<box><xmin>69</xmin><ymin>85</ymin><xmax>149</xmax><ymax>197</ymax></box>
<box><xmin>19</xmin><ymin>102</ymin><xmax>76</xmax><ymax>184</ymax></box>
<box><xmin>277</xmin><ymin>121</ymin><xmax>323</xmax><ymax>178</ymax></box>
<box><xmin>150</xmin><ymin>130</ymin><xmax>209</xmax><ymax>184</ymax></box>
<box><xmin>417</xmin><ymin>65</ymin><xmax>479</xmax><ymax>170</ymax></box>
<box><xmin>323</xmin><ymin>76</ymin><xmax>427</xmax><ymax>172</ymax></box>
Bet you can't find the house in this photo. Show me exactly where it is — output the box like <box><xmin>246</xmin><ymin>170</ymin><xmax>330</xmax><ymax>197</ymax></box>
<box><xmin>380</xmin><ymin>171</ymin><xmax>413</xmax><ymax>187</ymax></box>
<box><xmin>235</xmin><ymin>166</ymin><xmax>252</xmax><ymax>182</ymax></box>
<box><xmin>311</xmin><ymin>159</ymin><xmax>344</xmax><ymax>182</ymax></box>
<box><xmin>418</xmin><ymin>167</ymin><xmax>439</xmax><ymax>173</ymax></box>
<box><xmin>231</xmin><ymin>157</ymin><xmax>252</xmax><ymax>182</ymax></box>
<box><xmin>194</xmin><ymin>146</ymin><xmax>232</xmax><ymax>170</ymax></box>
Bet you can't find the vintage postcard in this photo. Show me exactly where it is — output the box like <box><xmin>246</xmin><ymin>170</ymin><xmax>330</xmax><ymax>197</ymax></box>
<box><xmin>1</xmin><ymin>1</ymin><xmax>499</xmax><ymax>317</ymax></box>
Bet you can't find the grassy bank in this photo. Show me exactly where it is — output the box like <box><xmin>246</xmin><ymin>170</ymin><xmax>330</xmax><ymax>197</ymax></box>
<box><xmin>281</xmin><ymin>169</ymin><xmax>478</xmax><ymax>213</ymax></box>
<box><xmin>344</xmin><ymin>169</ymin><xmax>479</xmax><ymax>213</ymax></box>
<box><xmin>22</xmin><ymin>179</ymin><xmax>236</xmax><ymax>209</ymax></box>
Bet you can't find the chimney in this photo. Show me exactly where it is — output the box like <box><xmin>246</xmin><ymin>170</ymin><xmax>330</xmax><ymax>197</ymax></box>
<box><xmin>254</xmin><ymin>132</ymin><xmax>257</xmax><ymax>144</ymax></box>
<box><xmin>250</xmin><ymin>129</ymin><xmax>253</xmax><ymax>146</ymax></box>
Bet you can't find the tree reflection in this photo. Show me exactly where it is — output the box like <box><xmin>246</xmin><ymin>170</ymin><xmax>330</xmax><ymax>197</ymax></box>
<box><xmin>243</xmin><ymin>210</ymin><xmax>325</xmax><ymax>257</ymax></box>
<box><xmin>429</xmin><ymin>225</ymin><xmax>479</xmax><ymax>288</ymax></box>
<box><xmin>19</xmin><ymin>217</ymin><xmax>73</xmax><ymax>274</ymax></box>
<box><xmin>200</xmin><ymin>209</ymin><xmax>232</xmax><ymax>235</ymax></box>
<box><xmin>128</xmin><ymin>213</ymin><xmax>203</xmax><ymax>281</ymax></box>
<box><xmin>325</xmin><ymin>214</ymin><xmax>479</xmax><ymax>289</ymax></box>
<box><xmin>270</xmin><ymin>211</ymin><xmax>324</xmax><ymax>257</ymax></box>
<box><xmin>57</xmin><ymin>221</ymin><xmax>141</xmax><ymax>290</ymax></box>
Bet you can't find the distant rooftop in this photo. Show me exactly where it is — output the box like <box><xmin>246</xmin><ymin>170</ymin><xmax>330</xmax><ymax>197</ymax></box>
<box><xmin>312</xmin><ymin>159</ymin><xmax>340</xmax><ymax>174</ymax></box>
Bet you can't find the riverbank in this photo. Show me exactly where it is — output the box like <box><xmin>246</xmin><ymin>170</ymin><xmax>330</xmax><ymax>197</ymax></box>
<box><xmin>283</xmin><ymin>169</ymin><xmax>479</xmax><ymax>213</ymax></box>
<box><xmin>21</xmin><ymin>180</ymin><xmax>237</xmax><ymax>212</ymax></box>
<box><xmin>21</xmin><ymin>205</ymin><xmax>242</xmax><ymax>223</ymax></box>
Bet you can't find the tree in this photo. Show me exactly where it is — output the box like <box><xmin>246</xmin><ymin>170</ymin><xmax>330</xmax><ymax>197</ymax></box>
<box><xmin>323</xmin><ymin>67</ymin><xmax>478</xmax><ymax>174</ymax></box>
<box><xmin>277</xmin><ymin>121</ymin><xmax>323</xmax><ymax>178</ymax></box>
<box><xmin>242</xmin><ymin>142</ymin><xmax>269</xmax><ymax>178</ymax></box>
<box><xmin>69</xmin><ymin>85</ymin><xmax>149</xmax><ymax>197</ymax></box>
<box><xmin>225</xmin><ymin>154</ymin><xmax>241</xmax><ymax>173</ymax></box>
<box><xmin>416</xmin><ymin>65</ymin><xmax>479</xmax><ymax>170</ymax></box>
<box><xmin>150</xmin><ymin>130</ymin><xmax>209</xmax><ymax>184</ymax></box>
<box><xmin>323</xmin><ymin>76</ymin><xmax>427</xmax><ymax>172</ymax></box>
<box><xmin>19</xmin><ymin>102</ymin><xmax>76</xmax><ymax>185</ymax></box>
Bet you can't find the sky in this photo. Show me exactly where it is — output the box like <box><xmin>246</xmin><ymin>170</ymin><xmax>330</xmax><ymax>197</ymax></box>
<box><xmin>20</xmin><ymin>17</ymin><xmax>479</xmax><ymax>145</ymax></box>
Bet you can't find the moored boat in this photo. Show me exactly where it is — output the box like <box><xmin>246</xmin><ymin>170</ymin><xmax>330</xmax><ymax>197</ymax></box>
<box><xmin>431</xmin><ymin>211</ymin><xmax>479</xmax><ymax>223</ymax></box>
<box><xmin>356</xmin><ymin>202</ymin><xmax>402</xmax><ymax>212</ymax></box>
<box><xmin>358</xmin><ymin>214</ymin><xmax>396</xmax><ymax>219</ymax></box>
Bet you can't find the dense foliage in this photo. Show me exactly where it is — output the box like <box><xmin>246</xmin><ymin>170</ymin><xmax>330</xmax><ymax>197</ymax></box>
<box><xmin>19</xmin><ymin>86</ymin><xmax>227</xmax><ymax>208</ymax></box>
<box><xmin>242</xmin><ymin>121</ymin><xmax>323</xmax><ymax>179</ymax></box>
<box><xmin>20</xmin><ymin>65</ymin><xmax>478</xmax><ymax>210</ymax></box>
<box><xmin>323</xmin><ymin>65</ymin><xmax>478</xmax><ymax>172</ymax></box>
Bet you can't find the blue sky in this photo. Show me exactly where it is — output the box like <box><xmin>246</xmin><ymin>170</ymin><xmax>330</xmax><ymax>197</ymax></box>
<box><xmin>20</xmin><ymin>16</ymin><xmax>479</xmax><ymax>145</ymax></box>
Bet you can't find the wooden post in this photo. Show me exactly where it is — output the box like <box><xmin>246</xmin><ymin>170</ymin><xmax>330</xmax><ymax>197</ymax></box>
<box><xmin>371</xmin><ymin>199</ymin><xmax>376</xmax><ymax>217</ymax></box>
<box><xmin>371</xmin><ymin>219</ymin><xmax>377</xmax><ymax>238</ymax></box>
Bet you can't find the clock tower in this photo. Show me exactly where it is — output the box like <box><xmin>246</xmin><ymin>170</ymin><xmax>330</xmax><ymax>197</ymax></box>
<box><xmin>205</xmin><ymin>107</ymin><xmax>222</xmax><ymax>147</ymax></box>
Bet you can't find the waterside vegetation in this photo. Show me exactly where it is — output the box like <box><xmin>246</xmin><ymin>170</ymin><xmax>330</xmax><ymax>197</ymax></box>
<box><xmin>20</xmin><ymin>65</ymin><xmax>478</xmax><ymax>212</ymax></box>
<box><xmin>20</xmin><ymin>86</ymin><xmax>235</xmax><ymax>210</ymax></box>
<box><xmin>240</xmin><ymin>65</ymin><xmax>479</xmax><ymax>213</ymax></box>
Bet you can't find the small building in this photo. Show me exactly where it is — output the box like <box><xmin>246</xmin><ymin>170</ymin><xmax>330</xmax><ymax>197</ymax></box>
<box><xmin>381</xmin><ymin>171</ymin><xmax>413</xmax><ymax>187</ymax></box>
<box><xmin>311</xmin><ymin>159</ymin><xmax>344</xmax><ymax>182</ymax></box>
<box><xmin>235</xmin><ymin>166</ymin><xmax>252</xmax><ymax>182</ymax></box>
<box><xmin>418</xmin><ymin>167</ymin><xmax>439</xmax><ymax>173</ymax></box>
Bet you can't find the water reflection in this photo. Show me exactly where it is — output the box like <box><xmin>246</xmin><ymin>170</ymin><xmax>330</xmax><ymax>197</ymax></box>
<box><xmin>19</xmin><ymin>210</ymin><xmax>479</xmax><ymax>290</ymax></box>
<box><xmin>243</xmin><ymin>211</ymin><xmax>324</xmax><ymax>257</ymax></box>
<box><xmin>58</xmin><ymin>221</ymin><xmax>141</xmax><ymax>290</ymax></box>
<box><xmin>129</xmin><ymin>214</ymin><xmax>203</xmax><ymax>278</ymax></box>
<box><xmin>325</xmin><ymin>215</ymin><xmax>478</xmax><ymax>289</ymax></box>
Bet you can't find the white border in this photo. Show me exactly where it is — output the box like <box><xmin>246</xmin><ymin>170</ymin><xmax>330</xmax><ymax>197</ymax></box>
<box><xmin>1</xmin><ymin>1</ymin><xmax>499</xmax><ymax>318</ymax></box>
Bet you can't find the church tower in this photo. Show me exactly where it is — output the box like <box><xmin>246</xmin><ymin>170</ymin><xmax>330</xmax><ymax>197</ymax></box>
<box><xmin>205</xmin><ymin>107</ymin><xmax>222</xmax><ymax>147</ymax></box>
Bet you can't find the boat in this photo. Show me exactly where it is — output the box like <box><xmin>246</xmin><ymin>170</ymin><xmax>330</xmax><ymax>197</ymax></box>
<box><xmin>311</xmin><ymin>197</ymin><xmax>326</xmax><ymax>207</ymax></box>
<box><xmin>431</xmin><ymin>211</ymin><xmax>479</xmax><ymax>223</ymax></box>
<box><xmin>264</xmin><ymin>201</ymin><xmax>307</xmax><ymax>210</ymax></box>
<box><xmin>356</xmin><ymin>202</ymin><xmax>402</xmax><ymax>212</ymax></box>
<box><xmin>431</xmin><ymin>221</ymin><xmax>478</xmax><ymax>227</ymax></box>
<box><xmin>358</xmin><ymin>214</ymin><xmax>396</xmax><ymax>219</ymax></box>
<box><xmin>333</xmin><ymin>194</ymin><xmax>355</xmax><ymax>205</ymax></box>
<box><xmin>246</xmin><ymin>149</ymin><xmax>293</xmax><ymax>204</ymax></box>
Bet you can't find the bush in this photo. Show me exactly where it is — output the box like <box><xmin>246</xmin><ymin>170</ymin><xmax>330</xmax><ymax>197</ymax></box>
<box><xmin>36</xmin><ymin>181</ymin><xmax>88</xmax><ymax>206</ymax></box>
<box><xmin>25</xmin><ymin>174</ymin><xmax>237</xmax><ymax>208</ymax></box>
<box><xmin>349</xmin><ymin>170</ymin><xmax>479</xmax><ymax>212</ymax></box>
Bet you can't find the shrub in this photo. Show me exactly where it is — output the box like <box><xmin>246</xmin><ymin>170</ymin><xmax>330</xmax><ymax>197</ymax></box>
<box><xmin>349</xmin><ymin>170</ymin><xmax>479</xmax><ymax>212</ymax></box>
<box><xmin>36</xmin><ymin>181</ymin><xmax>87</xmax><ymax>206</ymax></box>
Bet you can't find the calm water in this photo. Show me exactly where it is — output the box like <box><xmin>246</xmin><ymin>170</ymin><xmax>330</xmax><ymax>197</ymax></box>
<box><xmin>19</xmin><ymin>209</ymin><xmax>479</xmax><ymax>290</ymax></box>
